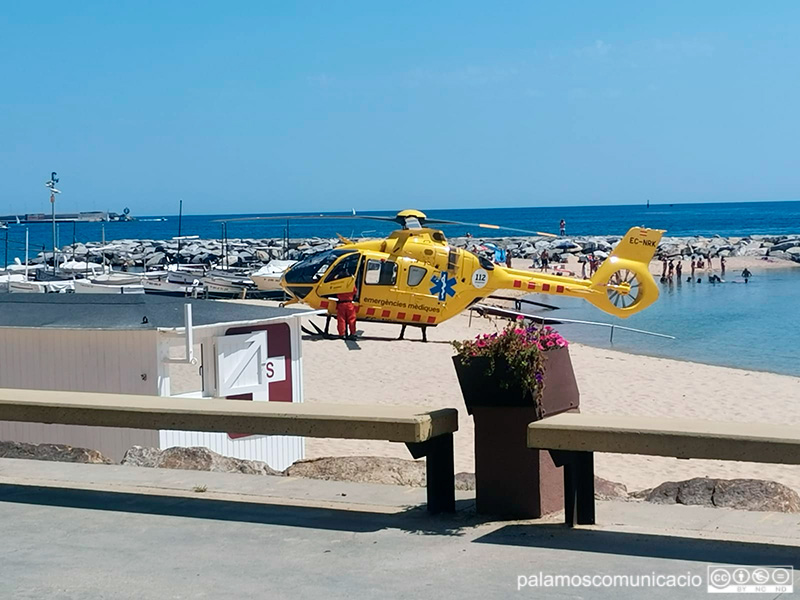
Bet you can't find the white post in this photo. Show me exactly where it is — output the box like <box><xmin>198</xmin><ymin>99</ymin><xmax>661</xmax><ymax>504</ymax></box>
<box><xmin>184</xmin><ymin>303</ymin><xmax>194</xmax><ymax>364</ymax></box>
<box><xmin>24</xmin><ymin>228</ymin><xmax>29</xmax><ymax>279</ymax></box>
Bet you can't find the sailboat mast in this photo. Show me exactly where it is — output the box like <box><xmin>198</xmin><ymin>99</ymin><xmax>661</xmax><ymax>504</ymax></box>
<box><xmin>177</xmin><ymin>199</ymin><xmax>183</xmax><ymax>266</ymax></box>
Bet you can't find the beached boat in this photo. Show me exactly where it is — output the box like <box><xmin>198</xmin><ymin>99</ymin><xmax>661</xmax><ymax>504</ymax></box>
<box><xmin>142</xmin><ymin>277</ymin><xmax>202</xmax><ymax>297</ymax></box>
<box><xmin>201</xmin><ymin>274</ymin><xmax>252</xmax><ymax>298</ymax></box>
<box><xmin>250</xmin><ymin>260</ymin><xmax>297</xmax><ymax>291</ymax></box>
<box><xmin>73</xmin><ymin>279</ymin><xmax>144</xmax><ymax>294</ymax></box>
<box><xmin>166</xmin><ymin>269</ymin><xmax>206</xmax><ymax>285</ymax></box>
<box><xmin>6</xmin><ymin>280</ymin><xmax>46</xmax><ymax>293</ymax></box>
<box><xmin>59</xmin><ymin>260</ymin><xmax>104</xmax><ymax>276</ymax></box>
<box><xmin>91</xmin><ymin>271</ymin><xmax>145</xmax><ymax>285</ymax></box>
<box><xmin>0</xmin><ymin>273</ymin><xmax>26</xmax><ymax>292</ymax></box>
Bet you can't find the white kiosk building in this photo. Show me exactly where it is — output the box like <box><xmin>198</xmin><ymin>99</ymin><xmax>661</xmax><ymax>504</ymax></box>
<box><xmin>0</xmin><ymin>294</ymin><xmax>317</xmax><ymax>470</ymax></box>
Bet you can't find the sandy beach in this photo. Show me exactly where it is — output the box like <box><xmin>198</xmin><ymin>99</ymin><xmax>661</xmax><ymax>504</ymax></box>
<box><xmin>298</xmin><ymin>309</ymin><xmax>800</xmax><ymax>495</ymax></box>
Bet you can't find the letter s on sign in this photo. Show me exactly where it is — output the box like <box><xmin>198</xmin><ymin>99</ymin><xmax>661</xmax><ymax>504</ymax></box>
<box><xmin>265</xmin><ymin>361</ymin><xmax>275</xmax><ymax>378</ymax></box>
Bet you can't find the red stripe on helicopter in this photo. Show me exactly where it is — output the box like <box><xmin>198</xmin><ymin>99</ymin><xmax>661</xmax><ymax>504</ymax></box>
<box><xmin>527</xmin><ymin>282</ymin><xmax>536</xmax><ymax>290</ymax></box>
<box><xmin>381</xmin><ymin>309</ymin><xmax>391</xmax><ymax>318</ymax></box>
<box><xmin>513</xmin><ymin>280</ymin><xmax>522</xmax><ymax>288</ymax></box>
<box><xmin>639</xmin><ymin>230</ymin><xmax>648</xmax><ymax>236</ymax></box>
<box><xmin>320</xmin><ymin>300</ymin><xmax>329</xmax><ymax>309</ymax></box>
<box><xmin>541</xmin><ymin>283</ymin><xmax>550</xmax><ymax>292</ymax></box>
<box><xmin>427</xmin><ymin>316</ymin><xmax>436</xmax><ymax>324</ymax></box>
<box><xmin>397</xmin><ymin>312</ymin><xmax>406</xmax><ymax>320</ymax></box>
<box><xmin>366</xmin><ymin>307</ymin><xmax>376</xmax><ymax>316</ymax></box>
<box><xmin>412</xmin><ymin>314</ymin><xmax>421</xmax><ymax>322</ymax></box>
<box><xmin>556</xmin><ymin>285</ymin><xmax>565</xmax><ymax>293</ymax></box>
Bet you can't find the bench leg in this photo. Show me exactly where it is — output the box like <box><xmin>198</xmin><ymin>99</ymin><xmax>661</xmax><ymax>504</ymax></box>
<box><xmin>406</xmin><ymin>434</ymin><xmax>455</xmax><ymax>514</ymax></box>
<box><xmin>551</xmin><ymin>450</ymin><xmax>595</xmax><ymax>527</ymax></box>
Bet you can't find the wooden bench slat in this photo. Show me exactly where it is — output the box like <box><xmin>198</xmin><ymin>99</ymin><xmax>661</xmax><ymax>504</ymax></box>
<box><xmin>528</xmin><ymin>413</ymin><xmax>800</xmax><ymax>465</ymax></box>
<box><xmin>0</xmin><ymin>388</ymin><xmax>458</xmax><ymax>444</ymax></box>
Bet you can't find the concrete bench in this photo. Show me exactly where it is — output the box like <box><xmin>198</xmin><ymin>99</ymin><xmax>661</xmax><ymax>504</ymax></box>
<box><xmin>0</xmin><ymin>388</ymin><xmax>458</xmax><ymax>513</ymax></box>
<box><xmin>527</xmin><ymin>413</ymin><xmax>800</xmax><ymax>526</ymax></box>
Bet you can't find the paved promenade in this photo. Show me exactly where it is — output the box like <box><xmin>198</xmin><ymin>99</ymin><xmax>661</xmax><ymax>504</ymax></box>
<box><xmin>0</xmin><ymin>458</ymin><xmax>798</xmax><ymax>599</ymax></box>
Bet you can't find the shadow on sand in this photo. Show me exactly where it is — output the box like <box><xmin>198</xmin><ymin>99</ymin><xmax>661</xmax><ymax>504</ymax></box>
<box><xmin>474</xmin><ymin>523</ymin><xmax>800</xmax><ymax>568</ymax></box>
<box><xmin>0</xmin><ymin>483</ymin><xmax>473</xmax><ymax>536</ymax></box>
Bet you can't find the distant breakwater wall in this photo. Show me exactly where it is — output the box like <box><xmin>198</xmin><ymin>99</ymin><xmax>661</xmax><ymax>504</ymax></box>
<box><xmin>28</xmin><ymin>233</ymin><xmax>800</xmax><ymax>269</ymax></box>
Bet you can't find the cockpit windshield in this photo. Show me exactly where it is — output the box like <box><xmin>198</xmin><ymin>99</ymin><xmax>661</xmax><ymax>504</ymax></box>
<box><xmin>283</xmin><ymin>249</ymin><xmax>357</xmax><ymax>284</ymax></box>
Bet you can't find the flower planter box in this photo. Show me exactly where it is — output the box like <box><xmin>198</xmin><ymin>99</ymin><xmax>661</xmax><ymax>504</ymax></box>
<box><xmin>453</xmin><ymin>346</ymin><xmax>580</xmax><ymax>518</ymax></box>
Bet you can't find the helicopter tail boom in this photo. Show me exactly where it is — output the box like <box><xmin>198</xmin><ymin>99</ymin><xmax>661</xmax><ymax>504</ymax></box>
<box><xmin>488</xmin><ymin>227</ymin><xmax>663</xmax><ymax>319</ymax></box>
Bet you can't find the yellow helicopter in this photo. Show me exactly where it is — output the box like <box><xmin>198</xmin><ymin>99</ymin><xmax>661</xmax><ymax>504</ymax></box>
<box><xmin>226</xmin><ymin>210</ymin><xmax>664</xmax><ymax>339</ymax></box>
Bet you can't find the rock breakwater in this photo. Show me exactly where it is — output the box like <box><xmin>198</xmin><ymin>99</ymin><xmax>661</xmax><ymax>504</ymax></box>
<box><xmin>28</xmin><ymin>232</ymin><xmax>800</xmax><ymax>269</ymax></box>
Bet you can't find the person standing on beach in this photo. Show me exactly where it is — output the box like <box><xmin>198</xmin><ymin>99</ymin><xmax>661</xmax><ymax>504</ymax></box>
<box><xmin>690</xmin><ymin>258</ymin><xmax>696</xmax><ymax>278</ymax></box>
<box><xmin>559</xmin><ymin>219</ymin><xmax>566</xmax><ymax>236</ymax></box>
<box><xmin>661</xmin><ymin>258</ymin><xmax>668</xmax><ymax>279</ymax></box>
<box><xmin>505</xmin><ymin>248</ymin><xmax>513</xmax><ymax>268</ymax></box>
<box><xmin>336</xmin><ymin>286</ymin><xmax>358</xmax><ymax>341</ymax></box>
<box><xmin>540</xmin><ymin>250</ymin><xmax>550</xmax><ymax>272</ymax></box>
<box><xmin>720</xmin><ymin>256</ymin><xmax>726</xmax><ymax>275</ymax></box>
<box><xmin>676</xmin><ymin>260</ymin><xmax>683</xmax><ymax>280</ymax></box>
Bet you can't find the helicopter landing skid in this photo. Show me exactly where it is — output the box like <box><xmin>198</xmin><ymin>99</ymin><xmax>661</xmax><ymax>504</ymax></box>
<box><xmin>399</xmin><ymin>324</ymin><xmax>428</xmax><ymax>342</ymax></box>
<box><xmin>301</xmin><ymin>319</ymin><xmax>338</xmax><ymax>339</ymax></box>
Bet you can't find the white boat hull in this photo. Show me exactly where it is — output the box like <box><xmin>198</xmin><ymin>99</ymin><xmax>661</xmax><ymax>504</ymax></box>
<box><xmin>143</xmin><ymin>278</ymin><xmax>202</xmax><ymax>297</ymax></box>
<box><xmin>73</xmin><ymin>279</ymin><xmax>144</xmax><ymax>294</ymax></box>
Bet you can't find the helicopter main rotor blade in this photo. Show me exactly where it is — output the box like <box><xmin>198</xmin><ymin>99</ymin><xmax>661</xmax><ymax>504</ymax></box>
<box><xmin>424</xmin><ymin>219</ymin><xmax>557</xmax><ymax>237</ymax></box>
<box><xmin>214</xmin><ymin>214</ymin><xmax>398</xmax><ymax>223</ymax></box>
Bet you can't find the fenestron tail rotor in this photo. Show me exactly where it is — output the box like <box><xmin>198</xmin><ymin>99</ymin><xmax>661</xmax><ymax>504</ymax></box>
<box><xmin>606</xmin><ymin>268</ymin><xmax>642</xmax><ymax>309</ymax></box>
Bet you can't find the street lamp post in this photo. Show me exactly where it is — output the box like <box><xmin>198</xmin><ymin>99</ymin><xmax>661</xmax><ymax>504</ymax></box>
<box><xmin>45</xmin><ymin>172</ymin><xmax>61</xmax><ymax>274</ymax></box>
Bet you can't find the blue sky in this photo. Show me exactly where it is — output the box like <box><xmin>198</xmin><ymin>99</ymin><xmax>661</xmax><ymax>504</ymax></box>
<box><xmin>1</xmin><ymin>2</ymin><xmax>799</xmax><ymax>215</ymax></box>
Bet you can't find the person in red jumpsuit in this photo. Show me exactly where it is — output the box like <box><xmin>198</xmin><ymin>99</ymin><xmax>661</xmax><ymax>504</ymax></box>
<box><xmin>336</xmin><ymin>286</ymin><xmax>358</xmax><ymax>340</ymax></box>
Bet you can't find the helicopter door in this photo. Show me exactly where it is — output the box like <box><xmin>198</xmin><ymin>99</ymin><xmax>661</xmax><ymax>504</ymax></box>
<box><xmin>315</xmin><ymin>252</ymin><xmax>360</xmax><ymax>297</ymax></box>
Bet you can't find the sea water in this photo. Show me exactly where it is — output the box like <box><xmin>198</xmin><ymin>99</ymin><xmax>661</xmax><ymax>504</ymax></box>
<box><xmin>523</xmin><ymin>268</ymin><xmax>800</xmax><ymax>376</ymax></box>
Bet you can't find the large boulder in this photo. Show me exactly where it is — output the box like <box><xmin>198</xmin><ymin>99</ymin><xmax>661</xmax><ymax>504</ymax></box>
<box><xmin>634</xmin><ymin>477</ymin><xmax>800</xmax><ymax>512</ymax></box>
<box><xmin>594</xmin><ymin>476</ymin><xmax>629</xmax><ymax>500</ymax></box>
<box><xmin>0</xmin><ymin>440</ymin><xmax>113</xmax><ymax>464</ymax></box>
<box><xmin>714</xmin><ymin>479</ymin><xmax>800</xmax><ymax>512</ymax></box>
<box><xmin>770</xmin><ymin>239</ymin><xmax>800</xmax><ymax>252</ymax></box>
<box><xmin>284</xmin><ymin>456</ymin><xmax>480</xmax><ymax>490</ymax></box>
<box><xmin>121</xmin><ymin>445</ymin><xmax>282</xmax><ymax>476</ymax></box>
<box><xmin>285</xmin><ymin>456</ymin><xmax>426</xmax><ymax>487</ymax></box>
<box><xmin>145</xmin><ymin>252</ymin><xmax>167</xmax><ymax>266</ymax></box>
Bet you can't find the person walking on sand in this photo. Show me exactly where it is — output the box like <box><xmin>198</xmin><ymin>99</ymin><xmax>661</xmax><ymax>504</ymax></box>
<box><xmin>336</xmin><ymin>286</ymin><xmax>358</xmax><ymax>341</ymax></box>
<box><xmin>559</xmin><ymin>219</ymin><xmax>566</xmax><ymax>236</ymax></box>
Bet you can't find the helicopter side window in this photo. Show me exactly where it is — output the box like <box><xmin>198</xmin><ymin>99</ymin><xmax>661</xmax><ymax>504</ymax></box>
<box><xmin>364</xmin><ymin>259</ymin><xmax>397</xmax><ymax>285</ymax></box>
<box><xmin>324</xmin><ymin>253</ymin><xmax>360</xmax><ymax>283</ymax></box>
<box><xmin>407</xmin><ymin>265</ymin><xmax>427</xmax><ymax>287</ymax></box>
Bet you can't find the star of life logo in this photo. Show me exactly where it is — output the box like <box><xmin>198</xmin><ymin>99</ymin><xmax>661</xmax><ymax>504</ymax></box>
<box><xmin>707</xmin><ymin>565</ymin><xmax>793</xmax><ymax>594</ymax></box>
<box><xmin>429</xmin><ymin>271</ymin><xmax>457</xmax><ymax>301</ymax></box>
